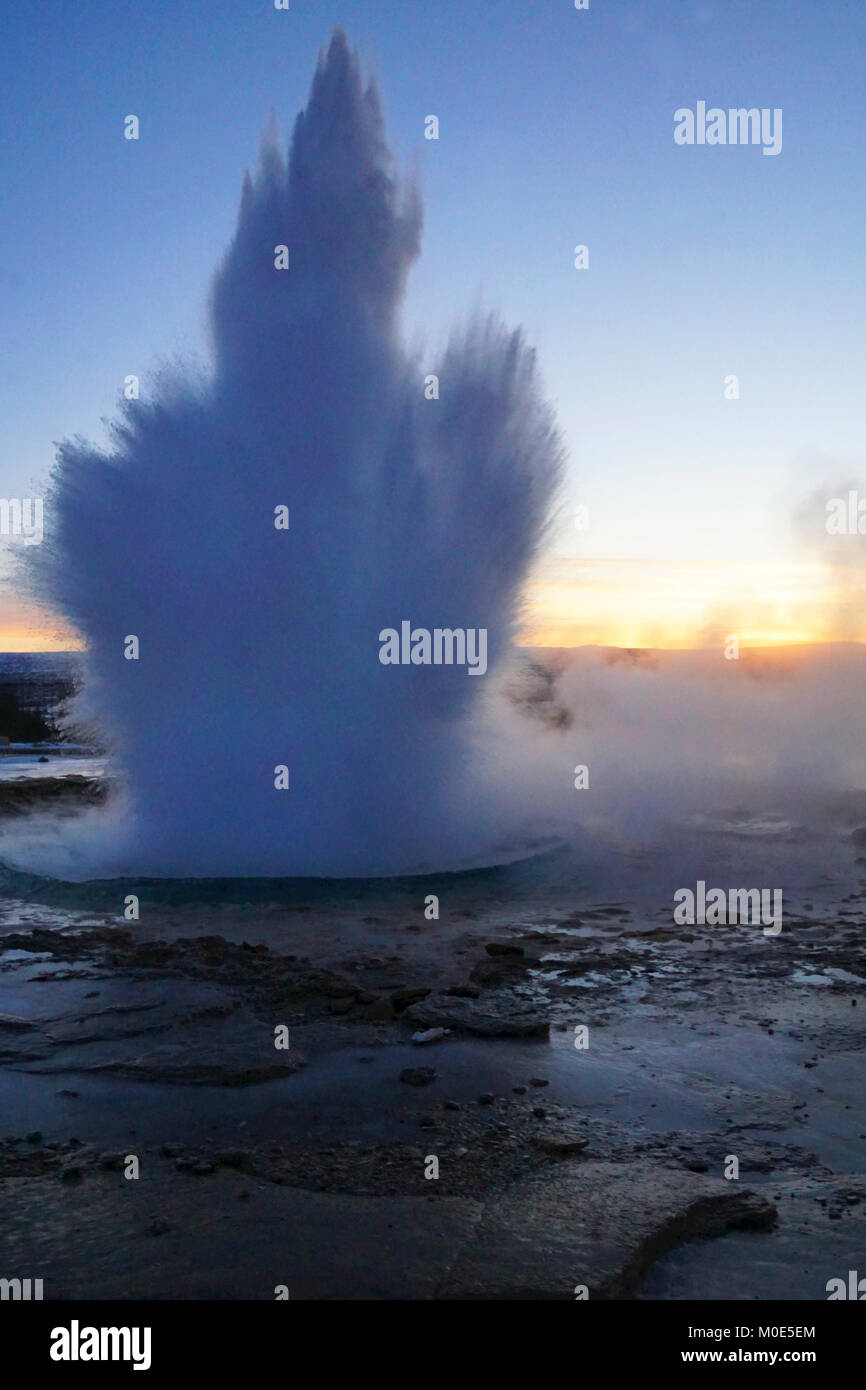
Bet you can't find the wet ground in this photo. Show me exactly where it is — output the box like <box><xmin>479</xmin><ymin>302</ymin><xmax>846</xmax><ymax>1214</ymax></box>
<box><xmin>0</xmin><ymin>776</ymin><xmax>864</xmax><ymax>1298</ymax></box>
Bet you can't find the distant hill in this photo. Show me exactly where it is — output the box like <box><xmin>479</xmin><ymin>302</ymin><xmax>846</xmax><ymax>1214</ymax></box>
<box><xmin>0</xmin><ymin>652</ymin><xmax>82</xmax><ymax>680</ymax></box>
<box><xmin>0</xmin><ymin>652</ymin><xmax>82</xmax><ymax>738</ymax></box>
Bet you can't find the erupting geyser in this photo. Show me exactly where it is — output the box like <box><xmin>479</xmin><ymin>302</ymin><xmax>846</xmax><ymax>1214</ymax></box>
<box><xmin>30</xmin><ymin>29</ymin><xmax>563</xmax><ymax>878</ymax></box>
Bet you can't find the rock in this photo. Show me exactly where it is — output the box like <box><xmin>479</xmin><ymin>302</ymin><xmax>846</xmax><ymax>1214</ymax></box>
<box><xmin>485</xmin><ymin>943</ymin><xmax>526</xmax><ymax>958</ymax></box>
<box><xmin>327</xmin><ymin>997</ymin><xmax>354</xmax><ymax>1015</ymax></box>
<box><xmin>470</xmin><ymin>963</ymin><xmax>505</xmax><ymax>987</ymax></box>
<box><xmin>399</xmin><ymin>1067</ymin><xmax>437</xmax><ymax>1087</ymax></box>
<box><xmin>0</xmin><ymin>1153</ymin><xmax>779</xmax><ymax>1300</ymax></box>
<box><xmin>440</xmin><ymin>1161</ymin><xmax>777</xmax><ymax>1299</ymax></box>
<box><xmin>215</xmin><ymin>1148</ymin><xmax>252</xmax><ymax>1170</ymax></box>
<box><xmin>173</xmin><ymin>1156</ymin><xmax>215</xmax><ymax>1175</ymax></box>
<box><xmin>390</xmin><ymin>988</ymin><xmax>431</xmax><ymax>1013</ymax></box>
<box><xmin>532</xmin><ymin>1133</ymin><xmax>589</xmax><ymax>1157</ymax></box>
<box><xmin>362</xmin><ymin>999</ymin><xmax>394</xmax><ymax>1022</ymax></box>
<box><xmin>477</xmin><ymin>1094</ymin><xmax>495</xmax><ymax>1106</ymax></box>
<box><xmin>148</xmin><ymin>1219</ymin><xmax>171</xmax><ymax>1236</ymax></box>
<box><xmin>532</xmin><ymin>1107</ymin><xmax>547</xmax><ymax>1119</ymax></box>
<box><xmin>59</xmin><ymin>1166</ymin><xmax>83</xmax><ymax>1183</ymax></box>
<box><xmin>411</xmin><ymin>1028</ymin><xmax>449</xmax><ymax>1045</ymax></box>
<box><xmin>406</xmin><ymin>993</ymin><xmax>549</xmax><ymax>1039</ymax></box>
<box><xmin>160</xmin><ymin>1143</ymin><xmax>185</xmax><ymax>1158</ymax></box>
<box><xmin>0</xmin><ymin>1014</ymin><xmax>35</xmax><ymax>1031</ymax></box>
<box><xmin>512</xmin><ymin>1085</ymin><xmax>527</xmax><ymax>1095</ymax></box>
<box><xmin>97</xmin><ymin>1152</ymin><xmax>126</xmax><ymax>1171</ymax></box>
<box><xmin>740</xmin><ymin>1152</ymin><xmax>774</xmax><ymax>1174</ymax></box>
<box><xmin>26</xmin><ymin>1131</ymin><xmax>43</xmax><ymax>1144</ymax></box>
<box><xmin>530</xmin><ymin>1077</ymin><xmax>549</xmax><ymax>1088</ymax></box>
<box><xmin>0</xmin><ymin>775</ymin><xmax>105</xmax><ymax>816</ymax></box>
<box><xmin>92</xmin><ymin>1017</ymin><xmax>305</xmax><ymax>1086</ymax></box>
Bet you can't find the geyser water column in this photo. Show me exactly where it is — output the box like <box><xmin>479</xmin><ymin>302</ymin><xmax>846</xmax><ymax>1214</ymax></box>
<box><xmin>30</xmin><ymin>28</ymin><xmax>564</xmax><ymax>878</ymax></box>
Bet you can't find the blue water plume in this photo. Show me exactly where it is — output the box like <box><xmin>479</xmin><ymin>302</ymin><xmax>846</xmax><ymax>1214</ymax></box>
<box><xmin>29</xmin><ymin>29</ymin><xmax>563</xmax><ymax>878</ymax></box>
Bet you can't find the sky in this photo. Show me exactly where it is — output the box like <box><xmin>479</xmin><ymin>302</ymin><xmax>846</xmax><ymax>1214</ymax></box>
<box><xmin>1</xmin><ymin>0</ymin><xmax>865</xmax><ymax>650</ymax></box>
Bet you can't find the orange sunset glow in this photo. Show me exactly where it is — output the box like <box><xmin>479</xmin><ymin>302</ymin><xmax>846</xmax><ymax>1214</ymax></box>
<box><xmin>2</xmin><ymin>551</ymin><xmax>859</xmax><ymax>655</ymax></box>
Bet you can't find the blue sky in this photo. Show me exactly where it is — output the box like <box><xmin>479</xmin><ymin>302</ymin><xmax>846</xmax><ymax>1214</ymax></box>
<box><xmin>2</xmin><ymin>0</ymin><xmax>865</xmax><ymax>645</ymax></box>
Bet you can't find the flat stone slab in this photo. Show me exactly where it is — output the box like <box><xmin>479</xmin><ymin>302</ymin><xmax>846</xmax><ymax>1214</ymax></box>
<box><xmin>0</xmin><ymin>1169</ymin><xmax>482</xmax><ymax>1300</ymax></box>
<box><xmin>439</xmin><ymin>1160</ymin><xmax>776</xmax><ymax>1299</ymax></box>
<box><xmin>0</xmin><ymin>1158</ymin><xmax>776</xmax><ymax>1300</ymax></box>
<box><xmin>639</xmin><ymin>1177</ymin><xmax>866</xmax><ymax>1301</ymax></box>
<box><xmin>0</xmin><ymin>1013</ymin><xmax>35</xmax><ymax>1031</ymax></box>
<box><xmin>0</xmin><ymin>976</ymin><xmax>301</xmax><ymax>1085</ymax></box>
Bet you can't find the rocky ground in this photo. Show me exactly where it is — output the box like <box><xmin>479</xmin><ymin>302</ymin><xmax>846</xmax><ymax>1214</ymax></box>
<box><xmin>0</xmin><ymin>842</ymin><xmax>864</xmax><ymax>1298</ymax></box>
<box><xmin>0</xmin><ymin>775</ymin><xmax>106</xmax><ymax>816</ymax></box>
